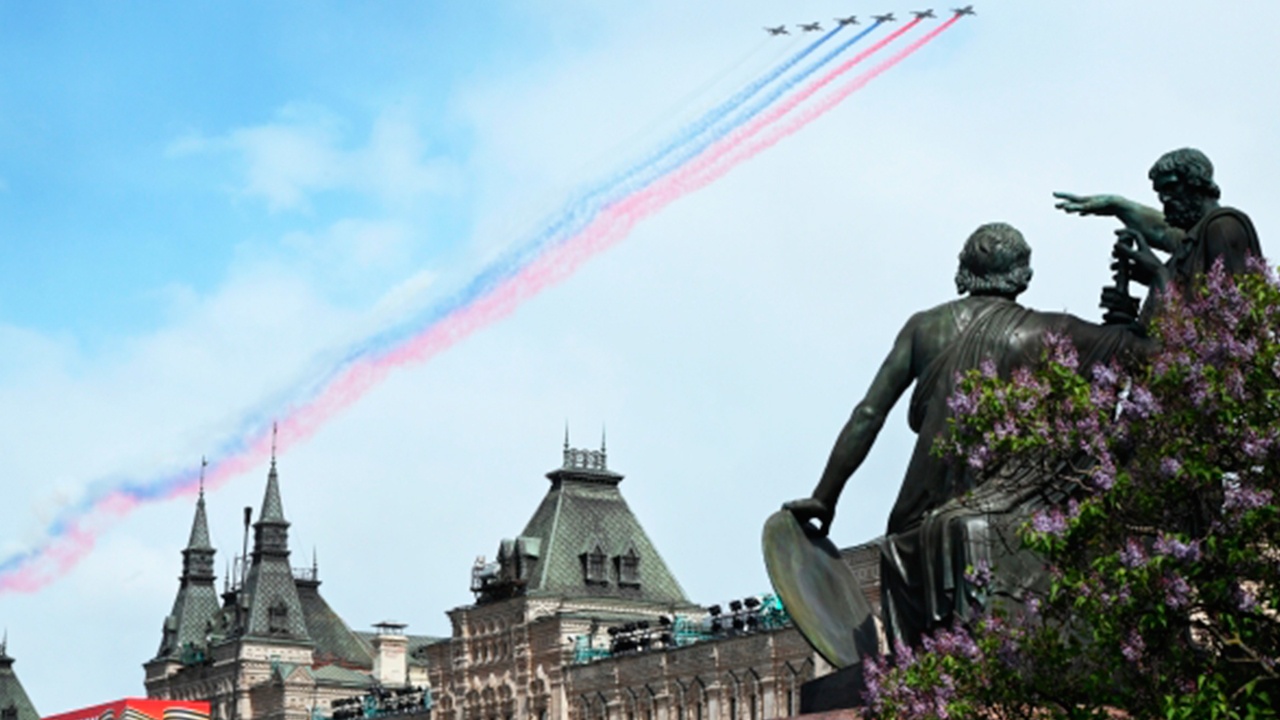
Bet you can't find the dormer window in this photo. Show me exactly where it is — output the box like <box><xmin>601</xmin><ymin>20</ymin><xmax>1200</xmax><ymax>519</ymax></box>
<box><xmin>616</xmin><ymin>548</ymin><xmax>641</xmax><ymax>586</ymax></box>
<box><xmin>268</xmin><ymin>599</ymin><xmax>290</xmax><ymax>634</ymax></box>
<box><xmin>581</xmin><ymin>544</ymin><xmax>608</xmax><ymax>585</ymax></box>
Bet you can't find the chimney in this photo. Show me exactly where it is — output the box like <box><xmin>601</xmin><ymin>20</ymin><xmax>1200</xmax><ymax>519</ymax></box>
<box><xmin>371</xmin><ymin>621</ymin><xmax>409</xmax><ymax>687</ymax></box>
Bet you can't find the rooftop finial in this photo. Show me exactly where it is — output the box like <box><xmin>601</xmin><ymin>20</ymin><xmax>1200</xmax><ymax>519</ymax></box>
<box><xmin>271</xmin><ymin>422</ymin><xmax>279</xmax><ymax>470</ymax></box>
<box><xmin>312</xmin><ymin>546</ymin><xmax>318</xmax><ymax>576</ymax></box>
<box><xmin>2</xmin><ymin>628</ymin><xmax>7</xmax><ymax>655</ymax></box>
<box><xmin>564</xmin><ymin>422</ymin><xmax>570</xmax><ymax>451</ymax></box>
<box><xmin>601</xmin><ymin>424</ymin><xmax>607</xmax><ymax>454</ymax></box>
<box><xmin>199</xmin><ymin>456</ymin><xmax>207</xmax><ymax>498</ymax></box>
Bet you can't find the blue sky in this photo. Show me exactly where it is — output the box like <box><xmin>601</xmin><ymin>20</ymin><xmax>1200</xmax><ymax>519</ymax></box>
<box><xmin>0</xmin><ymin>2</ymin><xmax>567</xmax><ymax>342</ymax></box>
<box><xmin>2</xmin><ymin>0</ymin><xmax>1279</xmax><ymax>712</ymax></box>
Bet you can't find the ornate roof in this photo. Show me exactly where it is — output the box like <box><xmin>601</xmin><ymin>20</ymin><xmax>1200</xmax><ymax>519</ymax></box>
<box><xmin>482</xmin><ymin>440</ymin><xmax>689</xmax><ymax>606</ymax></box>
<box><xmin>241</xmin><ymin>459</ymin><xmax>312</xmax><ymax>642</ymax></box>
<box><xmin>0</xmin><ymin>644</ymin><xmax>40</xmax><ymax>720</ymax></box>
<box><xmin>154</xmin><ymin>488</ymin><xmax>221</xmax><ymax>660</ymax></box>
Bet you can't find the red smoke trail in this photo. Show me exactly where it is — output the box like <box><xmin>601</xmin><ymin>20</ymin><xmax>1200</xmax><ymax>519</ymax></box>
<box><xmin>665</xmin><ymin>18</ymin><xmax>923</xmax><ymax>191</ymax></box>
<box><xmin>264</xmin><ymin>18</ymin><xmax>964</xmax><ymax>494</ymax></box>
<box><xmin>0</xmin><ymin>16</ymin><xmax>961</xmax><ymax>595</ymax></box>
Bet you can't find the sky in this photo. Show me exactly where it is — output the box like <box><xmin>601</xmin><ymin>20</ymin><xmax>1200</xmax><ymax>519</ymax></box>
<box><xmin>1</xmin><ymin>0</ymin><xmax>1278</xmax><ymax>711</ymax></box>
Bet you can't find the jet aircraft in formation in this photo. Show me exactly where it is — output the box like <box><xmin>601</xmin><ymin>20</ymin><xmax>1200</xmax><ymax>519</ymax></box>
<box><xmin>765</xmin><ymin>8</ymin><xmax>973</xmax><ymax>36</ymax></box>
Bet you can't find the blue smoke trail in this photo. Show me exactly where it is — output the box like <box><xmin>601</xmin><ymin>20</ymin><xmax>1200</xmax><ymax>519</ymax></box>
<box><xmin>229</xmin><ymin>22</ymin><xmax>887</xmax><ymax>445</ymax></box>
<box><xmin>345</xmin><ymin>24</ymin><xmax>885</xmax><ymax>364</ymax></box>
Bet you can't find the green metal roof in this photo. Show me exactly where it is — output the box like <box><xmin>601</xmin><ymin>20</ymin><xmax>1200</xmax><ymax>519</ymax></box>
<box><xmin>297</xmin><ymin>579</ymin><xmax>375</xmax><ymax>668</ymax></box>
<box><xmin>512</xmin><ymin>447</ymin><xmax>689</xmax><ymax>605</ymax></box>
<box><xmin>0</xmin><ymin>648</ymin><xmax>40</xmax><ymax>720</ymax></box>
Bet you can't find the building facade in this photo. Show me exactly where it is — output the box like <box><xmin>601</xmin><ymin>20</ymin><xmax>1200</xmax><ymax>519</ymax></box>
<box><xmin>142</xmin><ymin>439</ymin><xmax>882</xmax><ymax>720</ymax></box>
<box><xmin>423</xmin><ymin>440</ymin><xmax>849</xmax><ymax>720</ymax></box>
<box><xmin>144</xmin><ymin>455</ymin><xmax>430</xmax><ymax>720</ymax></box>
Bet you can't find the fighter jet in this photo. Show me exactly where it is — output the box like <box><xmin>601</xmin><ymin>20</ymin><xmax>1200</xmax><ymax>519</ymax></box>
<box><xmin>952</xmin><ymin>5</ymin><xmax>976</xmax><ymax>16</ymax></box>
<box><xmin>764</xmin><ymin>25</ymin><xmax>790</xmax><ymax>35</ymax></box>
<box><xmin>835</xmin><ymin>15</ymin><xmax>859</xmax><ymax>26</ymax></box>
<box><xmin>871</xmin><ymin>13</ymin><xmax>897</xmax><ymax>22</ymax></box>
<box><xmin>798</xmin><ymin>21</ymin><xmax>823</xmax><ymax>32</ymax></box>
<box><xmin>911</xmin><ymin>9</ymin><xmax>936</xmax><ymax>19</ymax></box>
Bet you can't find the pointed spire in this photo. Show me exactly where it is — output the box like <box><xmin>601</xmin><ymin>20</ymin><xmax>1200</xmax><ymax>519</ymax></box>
<box><xmin>564</xmin><ymin>422</ymin><xmax>570</xmax><ymax>451</ymax></box>
<box><xmin>186</xmin><ymin>460</ymin><xmax>213</xmax><ymax>551</ymax></box>
<box><xmin>312</xmin><ymin>546</ymin><xmax>318</xmax><ymax>576</ymax></box>
<box><xmin>259</xmin><ymin>425</ymin><xmax>286</xmax><ymax>524</ymax></box>
<box><xmin>601</xmin><ymin>424</ymin><xmax>607</xmax><ymax>453</ymax></box>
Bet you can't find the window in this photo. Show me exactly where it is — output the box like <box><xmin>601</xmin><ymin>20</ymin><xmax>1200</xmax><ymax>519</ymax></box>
<box><xmin>581</xmin><ymin>544</ymin><xmax>608</xmax><ymax>585</ymax></box>
<box><xmin>268</xmin><ymin>600</ymin><xmax>289</xmax><ymax>634</ymax></box>
<box><xmin>617</xmin><ymin>548</ymin><xmax>641</xmax><ymax>586</ymax></box>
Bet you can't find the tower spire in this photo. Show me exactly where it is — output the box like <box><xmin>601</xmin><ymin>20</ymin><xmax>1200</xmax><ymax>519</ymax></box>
<box><xmin>271</xmin><ymin>421</ymin><xmax>278</xmax><ymax>471</ymax></box>
<box><xmin>199</xmin><ymin>455</ymin><xmax>207</xmax><ymax>498</ymax></box>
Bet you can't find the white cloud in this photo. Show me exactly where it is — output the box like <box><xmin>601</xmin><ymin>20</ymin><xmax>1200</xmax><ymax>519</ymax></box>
<box><xmin>170</xmin><ymin>103</ymin><xmax>457</xmax><ymax>213</ymax></box>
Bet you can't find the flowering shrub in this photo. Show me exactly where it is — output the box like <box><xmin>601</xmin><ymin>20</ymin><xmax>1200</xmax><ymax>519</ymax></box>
<box><xmin>864</xmin><ymin>261</ymin><xmax>1280</xmax><ymax>719</ymax></box>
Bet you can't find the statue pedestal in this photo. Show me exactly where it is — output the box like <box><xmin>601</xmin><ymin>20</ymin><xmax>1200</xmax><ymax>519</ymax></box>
<box><xmin>800</xmin><ymin>663</ymin><xmax>868</xmax><ymax>714</ymax></box>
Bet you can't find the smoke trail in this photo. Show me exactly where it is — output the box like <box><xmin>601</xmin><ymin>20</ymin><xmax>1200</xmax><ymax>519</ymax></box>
<box><xmin>337</xmin><ymin>23</ymin><xmax>882</xmax><ymax>368</ymax></box>
<box><xmin>0</xmin><ymin>18</ymin><xmax>961</xmax><ymax>594</ymax></box>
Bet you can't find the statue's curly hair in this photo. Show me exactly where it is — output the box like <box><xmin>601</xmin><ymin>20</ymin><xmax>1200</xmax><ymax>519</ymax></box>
<box><xmin>955</xmin><ymin>222</ymin><xmax>1033</xmax><ymax>297</ymax></box>
<box><xmin>1148</xmin><ymin>148</ymin><xmax>1221</xmax><ymax>200</ymax></box>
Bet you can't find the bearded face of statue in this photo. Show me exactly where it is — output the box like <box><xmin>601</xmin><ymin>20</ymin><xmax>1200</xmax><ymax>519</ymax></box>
<box><xmin>1153</xmin><ymin>172</ymin><xmax>1209</xmax><ymax>230</ymax></box>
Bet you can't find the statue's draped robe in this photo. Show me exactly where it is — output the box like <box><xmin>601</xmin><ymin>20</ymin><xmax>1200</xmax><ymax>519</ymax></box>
<box><xmin>1140</xmin><ymin>206</ymin><xmax>1263</xmax><ymax>323</ymax></box>
<box><xmin>879</xmin><ymin>296</ymin><xmax>1139</xmax><ymax>649</ymax></box>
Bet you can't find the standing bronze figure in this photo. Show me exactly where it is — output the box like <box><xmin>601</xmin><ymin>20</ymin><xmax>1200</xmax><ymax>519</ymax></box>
<box><xmin>1055</xmin><ymin>148</ymin><xmax>1262</xmax><ymax>325</ymax></box>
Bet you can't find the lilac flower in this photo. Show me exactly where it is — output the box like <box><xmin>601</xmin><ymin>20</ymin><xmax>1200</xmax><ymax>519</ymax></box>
<box><xmin>1121</xmin><ymin>630</ymin><xmax>1145</xmax><ymax>664</ymax></box>
<box><xmin>964</xmin><ymin>559</ymin><xmax>992</xmax><ymax>589</ymax></box>
<box><xmin>1091</xmin><ymin>362</ymin><xmax>1119</xmax><ymax>387</ymax></box>
<box><xmin>1030</xmin><ymin>508</ymin><xmax>1069</xmax><ymax>537</ymax></box>
<box><xmin>1118</xmin><ymin>537</ymin><xmax>1147</xmax><ymax>569</ymax></box>
<box><xmin>1153</xmin><ymin>535</ymin><xmax>1202</xmax><ymax>563</ymax></box>
<box><xmin>947</xmin><ymin>391</ymin><xmax>978</xmax><ymax>417</ymax></box>
<box><xmin>980</xmin><ymin>358</ymin><xmax>997</xmax><ymax>379</ymax></box>
<box><xmin>1235</xmin><ymin>585</ymin><xmax>1259</xmax><ymax>613</ymax></box>
<box><xmin>1241</xmin><ymin>429</ymin><xmax>1272</xmax><ymax>459</ymax></box>
<box><xmin>993</xmin><ymin>417</ymin><xmax>1017</xmax><ymax>441</ymax></box>
<box><xmin>966</xmin><ymin>445</ymin><xmax>992</xmax><ymax>471</ymax></box>
<box><xmin>1125</xmin><ymin>384</ymin><xmax>1160</xmax><ymax>419</ymax></box>
<box><xmin>1164</xmin><ymin>574</ymin><xmax>1192</xmax><ymax>609</ymax></box>
<box><xmin>1044</xmin><ymin>332</ymin><xmax>1080</xmax><ymax>371</ymax></box>
<box><xmin>1160</xmin><ymin>457</ymin><xmax>1182</xmax><ymax>478</ymax></box>
<box><xmin>1224</xmin><ymin>484</ymin><xmax>1273</xmax><ymax>513</ymax></box>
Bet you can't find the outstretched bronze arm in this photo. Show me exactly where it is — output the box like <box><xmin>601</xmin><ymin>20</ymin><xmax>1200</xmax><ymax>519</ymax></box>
<box><xmin>1053</xmin><ymin>192</ymin><xmax>1185</xmax><ymax>254</ymax></box>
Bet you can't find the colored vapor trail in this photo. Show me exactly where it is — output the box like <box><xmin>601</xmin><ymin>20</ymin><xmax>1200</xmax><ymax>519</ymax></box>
<box><xmin>0</xmin><ymin>16</ymin><xmax>962</xmax><ymax>594</ymax></box>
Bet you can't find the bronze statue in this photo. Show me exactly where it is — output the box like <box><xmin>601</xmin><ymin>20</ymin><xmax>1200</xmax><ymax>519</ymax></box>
<box><xmin>782</xmin><ymin>222</ymin><xmax>1149</xmax><ymax>653</ymax></box>
<box><xmin>1055</xmin><ymin>148</ymin><xmax>1261</xmax><ymax>324</ymax></box>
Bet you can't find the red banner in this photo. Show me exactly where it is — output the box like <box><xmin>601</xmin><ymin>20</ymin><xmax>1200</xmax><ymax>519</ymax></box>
<box><xmin>44</xmin><ymin>699</ymin><xmax>209</xmax><ymax>720</ymax></box>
